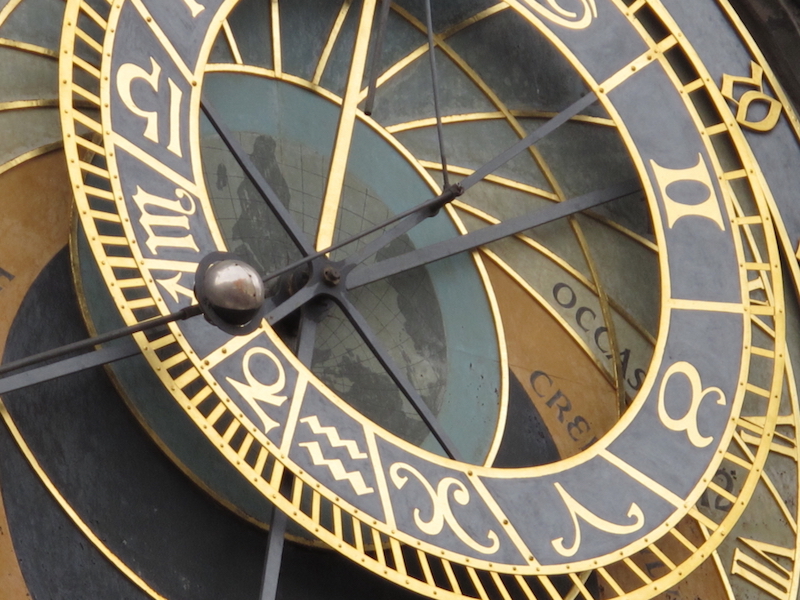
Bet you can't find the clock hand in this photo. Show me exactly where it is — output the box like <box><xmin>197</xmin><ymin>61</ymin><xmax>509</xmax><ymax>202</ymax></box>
<box><xmin>423</xmin><ymin>0</ymin><xmax>450</xmax><ymax>189</ymax></box>
<box><xmin>201</xmin><ymin>98</ymin><xmax>315</xmax><ymax>256</ymax></box>
<box><xmin>346</xmin><ymin>177</ymin><xmax>641</xmax><ymax>289</ymax></box>
<box><xmin>258</xmin><ymin>90</ymin><xmax>601</xmax><ymax>285</ymax></box>
<box><xmin>0</xmin><ymin>304</ymin><xmax>202</xmax><ymax>382</ymax></box>
<box><xmin>363</xmin><ymin>0</ymin><xmax>392</xmax><ymax>116</ymax></box>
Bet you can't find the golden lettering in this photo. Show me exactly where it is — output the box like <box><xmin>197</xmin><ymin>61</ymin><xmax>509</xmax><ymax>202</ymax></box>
<box><xmin>651</xmin><ymin>154</ymin><xmax>726</xmax><ymax>230</ymax></box>
<box><xmin>731</xmin><ymin>538</ymin><xmax>793</xmax><ymax>600</ymax></box>
<box><xmin>226</xmin><ymin>348</ymin><xmax>288</xmax><ymax>434</ymax></box>
<box><xmin>721</xmin><ymin>62</ymin><xmax>783</xmax><ymax>132</ymax></box>
<box><xmin>389</xmin><ymin>463</ymin><xmax>500</xmax><ymax>555</ymax></box>
<box><xmin>551</xmin><ymin>482</ymin><xmax>644</xmax><ymax>557</ymax></box>
<box><xmin>519</xmin><ymin>0</ymin><xmax>597</xmax><ymax>30</ymax></box>
<box><xmin>131</xmin><ymin>187</ymin><xmax>199</xmax><ymax>255</ymax></box>
<box><xmin>658</xmin><ymin>361</ymin><xmax>726</xmax><ymax>448</ymax></box>
<box><xmin>116</xmin><ymin>58</ymin><xmax>184</xmax><ymax>157</ymax></box>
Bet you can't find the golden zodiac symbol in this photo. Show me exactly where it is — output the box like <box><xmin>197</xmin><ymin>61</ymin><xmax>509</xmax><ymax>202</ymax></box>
<box><xmin>389</xmin><ymin>463</ymin><xmax>500</xmax><ymax>555</ymax></box>
<box><xmin>551</xmin><ymin>482</ymin><xmax>645</xmax><ymax>557</ymax></box>
<box><xmin>657</xmin><ymin>361</ymin><xmax>726</xmax><ymax>448</ymax></box>
<box><xmin>721</xmin><ymin>62</ymin><xmax>783</xmax><ymax>132</ymax></box>
<box><xmin>226</xmin><ymin>347</ymin><xmax>288</xmax><ymax>434</ymax></box>
<box><xmin>519</xmin><ymin>0</ymin><xmax>597</xmax><ymax>30</ymax></box>
<box><xmin>298</xmin><ymin>416</ymin><xmax>375</xmax><ymax>496</ymax></box>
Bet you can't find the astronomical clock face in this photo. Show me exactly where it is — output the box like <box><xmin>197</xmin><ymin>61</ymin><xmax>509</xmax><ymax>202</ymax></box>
<box><xmin>1</xmin><ymin>0</ymin><xmax>800</xmax><ymax>599</ymax></box>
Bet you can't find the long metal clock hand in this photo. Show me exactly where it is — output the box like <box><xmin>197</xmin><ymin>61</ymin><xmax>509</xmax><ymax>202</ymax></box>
<box><xmin>346</xmin><ymin>178</ymin><xmax>641</xmax><ymax>289</ymax></box>
<box><xmin>201</xmin><ymin>98</ymin><xmax>315</xmax><ymax>256</ymax></box>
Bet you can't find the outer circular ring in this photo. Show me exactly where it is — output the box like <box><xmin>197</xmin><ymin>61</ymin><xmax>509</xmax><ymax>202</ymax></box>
<box><xmin>60</xmin><ymin>0</ymin><xmax>785</xmax><ymax>597</ymax></box>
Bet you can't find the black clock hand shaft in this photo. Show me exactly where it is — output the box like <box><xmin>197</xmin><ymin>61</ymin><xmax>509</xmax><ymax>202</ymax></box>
<box><xmin>346</xmin><ymin>178</ymin><xmax>640</xmax><ymax>289</ymax></box>
<box><xmin>336</xmin><ymin>294</ymin><xmax>462</xmax><ymax>461</ymax></box>
<box><xmin>424</xmin><ymin>0</ymin><xmax>450</xmax><ymax>189</ymax></box>
<box><xmin>0</xmin><ymin>304</ymin><xmax>202</xmax><ymax>379</ymax></box>
<box><xmin>0</xmin><ymin>338</ymin><xmax>140</xmax><ymax>395</ymax></box>
<box><xmin>201</xmin><ymin>98</ymin><xmax>315</xmax><ymax>256</ymax></box>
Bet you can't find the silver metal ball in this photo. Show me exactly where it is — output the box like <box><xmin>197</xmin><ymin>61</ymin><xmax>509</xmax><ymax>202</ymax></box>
<box><xmin>203</xmin><ymin>259</ymin><xmax>265</xmax><ymax>325</ymax></box>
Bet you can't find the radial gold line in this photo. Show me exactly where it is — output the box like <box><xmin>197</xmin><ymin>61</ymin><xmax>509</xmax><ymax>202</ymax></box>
<box><xmin>189</xmin><ymin>386</ymin><xmax>212</xmax><ymax>406</ymax></box>
<box><xmin>0</xmin><ymin>37</ymin><xmax>57</xmax><ymax>57</ymax></box>
<box><xmin>237</xmin><ymin>434</ymin><xmax>254</xmax><ymax>459</ymax></box>
<box><xmin>76</xmin><ymin>136</ymin><xmax>105</xmax><ymax>156</ymax></box>
<box><xmin>271</xmin><ymin>0</ymin><xmax>282</xmax><ymax>76</ymax></box>
<box><xmin>313</xmin><ymin>0</ymin><xmax>353</xmax><ymax>85</ymax></box>
<box><xmin>75</xmin><ymin>26</ymin><xmax>103</xmax><ymax>54</ymax></box>
<box><xmin>596</xmin><ymin>568</ymin><xmax>625</xmax><ymax>597</ymax></box>
<box><xmin>599</xmin><ymin>37</ymin><xmax>676</xmax><ymax>95</ymax></box>
<box><xmin>0</xmin><ymin>142</ymin><xmax>62</xmax><ymax>178</ymax></box>
<box><xmin>687</xmin><ymin>507</ymin><xmax>720</xmax><ymax>531</ymax></box>
<box><xmin>469</xmin><ymin>473</ymin><xmax>538</xmax><ymax>567</ymax></box>
<box><xmin>421</xmin><ymin>160</ymin><xmax>556</xmax><ymax>199</ymax></box>
<box><xmin>514</xmin><ymin>576</ymin><xmax>536</xmax><ymax>600</ymax></box>
<box><xmin>78</xmin><ymin>0</ymin><xmax>108</xmax><ymax>29</ymax></box>
<box><xmin>666</xmin><ymin>298</ymin><xmax>745</xmax><ymax>313</ymax></box>
<box><xmin>586</xmin><ymin>212</ymin><xmax>658</xmax><ymax>253</ymax></box>
<box><xmin>571</xmin><ymin>217</ymin><xmax>627</xmax><ymax>413</ymax></box>
<box><xmin>0</xmin><ymin>402</ymin><xmax>168</xmax><ymax>600</ymax></box>
<box><xmin>316</xmin><ymin>0</ymin><xmax>378</xmax><ymax>251</ymax></box>
<box><xmin>443</xmin><ymin>561</ymin><xmax>463</xmax><ymax>595</ymax></box>
<box><xmin>79</xmin><ymin>160</ymin><xmax>111</xmax><ymax>179</ymax></box>
<box><xmin>387</xmin><ymin>110</ymin><xmax>616</xmax><ymax>133</ymax></box>
<box><xmin>372</xmin><ymin>528</ymin><xmax>386</xmax><ymax>565</ymax></box>
<box><xmin>0</xmin><ymin>0</ymin><xmax>23</xmax><ymax>28</ymax></box>
<box><xmin>129</xmin><ymin>0</ymin><xmax>194</xmax><ymax>82</ymax></box>
<box><xmin>0</xmin><ymin>99</ymin><xmax>58</xmax><ymax>111</ymax></box>
<box><xmin>279</xmin><ymin>372</ymin><xmax>308</xmax><ymax>455</ymax></box>
<box><xmin>356</xmin><ymin>3</ymin><xmax>504</xmax><ymax>102</ymax></box>
<box><xmin>733</xmin><ymin>423</ymin><xmax>799</xmax><ymax>532</ymax></box>
<box><xmin>221</xmin><ymin>20</ymin><xmax>243</xmax><ymax>64</ymax></box>
<box><xmin>710</xmin><ymin>549</ymin><xmax>740</xmax><ymax>600</ymax></box>
<box><xmin>445</xmin><ymin>163</ymin><xmax>656</xmax><ymax>255</ymax></box>
<box><xmin>566</xmin><ymin>573</ymin><xmax>593</xmax><ymax>600</ymax></box>
<box><xmin>117</xmin><ymin>278</ymin><xmax>146</xmax><ymax>289</ymax></box>
<box><xmin>489</xmin><ymin>572</ymin><xmax>512</xmax><ymax>600</ymax></box>
<box><xmin>601</xmin><ymin>449</ymin><xmax>684</xmax><ymax>507</ymax></box>
<box><xmin>624</xmin><ymin>557</ymin><xmax>652</xmax><ymax>584</ymax></box>
<box><xmin>468</xmin><ymin>214</ymin><xmax>657</xmax><ymax>346</ymax></box>
<box><xmin>466</xmin><ymin>567</ymin><xmax>490</xmax><ymax>600</ymax></box>
<box><xmin>160</xmin><ymin>349</ymin><xmax>188</xmax><ymax>369</ymax></box>
<box><xmin>174</xmin><ymin>368</ymin><xmax>201</xmax><ymax>389</ymax></box>
<box><xmin>202</xmin><ymin>328</ymin><xmax>263</xmax><ymax>368</ymax></box>
<box><xmin>363</xmin><ymin>428</ymin><xmax>396</xmax><ymax>530</ymax></box>
<box><xmin>73</xmin><ymin>54</ymin><xmax>101</xmax><ymax>79</ymax></box>
<box><xmin>647</xmin><ymin>542</ymin><xmax>676</xmax><ymax>570</ymax></box>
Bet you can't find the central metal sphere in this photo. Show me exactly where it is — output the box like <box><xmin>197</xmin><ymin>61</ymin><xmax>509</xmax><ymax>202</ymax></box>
<box><xmin>203</xmin><ymin>259</ymin><xmax>265</xmax><ymax>325</ymax></box>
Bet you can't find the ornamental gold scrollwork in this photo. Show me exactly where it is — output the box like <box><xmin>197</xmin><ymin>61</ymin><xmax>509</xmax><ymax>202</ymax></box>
<box><xmin>657</xmin><ymin>361</ymin><xmax>726</xmax><ymax>448</ymax></box>
<box><xmin>389</xmin><ymin>463</ymin><xmax>500</xmax><ymax>555</ymax></box>
<box><xmin>551</xmin><ymin>482</ymin><xmax>645</xmax><ymax>557</ymax></box>
<box><xmin>225</xmin><ymin>347</ymin><xmax>288</xmax><ymax>434</ymax></box>
<box><xmin>518</xmin><ymin>0</ymin><xmax>597</xmax><ymax>30</ymax></box>
<box><xmin>721</xmin><ymin>62</ymin><xmax>783</xmax><ymax>133</ymax></box>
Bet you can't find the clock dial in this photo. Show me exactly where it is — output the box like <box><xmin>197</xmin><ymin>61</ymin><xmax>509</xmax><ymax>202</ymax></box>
<box><xmin>59</xmin><ymin>0</ymin><xmax>791</xmax><ymax>597</ymax></box>
<box><xmin>1</xmin><ymin>0</ymin><xmax>799</xmax><ymax>599</ymax></box>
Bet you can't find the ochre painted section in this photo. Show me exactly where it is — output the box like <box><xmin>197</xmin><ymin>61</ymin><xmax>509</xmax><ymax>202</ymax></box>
<box><xmin>0</xmin><ymin>150</ymin><xmax>73</xmax><ymax>599</ymax></box>
<box><xmin>484</xmin><ymin>260</ymin><xmax>619</xmax><ymax>458</ymax></box>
